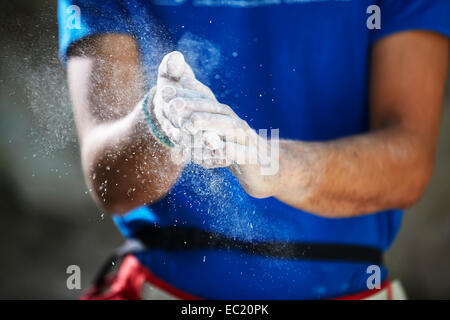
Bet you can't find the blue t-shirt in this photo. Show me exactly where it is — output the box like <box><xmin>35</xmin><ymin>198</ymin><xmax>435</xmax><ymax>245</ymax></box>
<box><xmin>58</xmin><ymin>0</ymin><xmax>450</xmax><ymax>299</ymax></box>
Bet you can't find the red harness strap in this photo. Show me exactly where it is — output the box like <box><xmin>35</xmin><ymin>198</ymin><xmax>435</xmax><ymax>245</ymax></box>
<box><xmin>332</xmin><ymin>279</ymin><xmax>392</xmax><ymax>300</ymax></box>
<box><xmin>81</xmin><ymin>255</ymin><xmax>200</xmax><ymax>300</ymax></box>
<box><xmin>81</xmin><ymin>255</ymin><xmax>390</xmax><ymax>300</ymax></box>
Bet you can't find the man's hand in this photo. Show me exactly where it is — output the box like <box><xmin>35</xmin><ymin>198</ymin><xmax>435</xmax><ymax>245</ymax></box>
<box><xmin>151</xmin><ymin>51</ymin><xmax>218</xmax><ymax>147</ymax></box>
<box><xmin>182</xmin><ymin>107</ymin><xmax>281</xmax><ymax>198</ymax></box>
<box><xmin>152</xmin><ymin>51</ymin><xmax>280</xmax><ymax>198</ymax></box>
<box><xmin>67</xmin><ymin>30</ymin><xmax>447</xmax><ymax>217</ymax></box>
<box><xmin>153</xmin><ymin>29</ymin><xmax>449</xmax><ymax>218</ymax></box>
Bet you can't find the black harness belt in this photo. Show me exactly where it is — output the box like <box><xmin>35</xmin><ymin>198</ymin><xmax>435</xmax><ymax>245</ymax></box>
<box><xmin>133</xmin><ymin>226</ymin><xmax>383</xmax><ymax>265</ymax></box>
<box><xmin>92</xmin><ymin>226</ymin><xmax>383</xmax><ymax>288</ymax></box>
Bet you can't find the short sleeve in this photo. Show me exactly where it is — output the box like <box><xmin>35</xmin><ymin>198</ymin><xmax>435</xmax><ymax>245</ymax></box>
<box><xmin>58</xmin><ymin>0</ymin><xmax>134</xmax><ymax>65</ymax></box>
<box><xmin>371</xmin><ymin>0</ymin><xmax>450</xmax><ymax>44</ymax></box>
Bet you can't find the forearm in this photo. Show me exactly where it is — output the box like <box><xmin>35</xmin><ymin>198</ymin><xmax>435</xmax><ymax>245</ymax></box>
<box><xmin>274</xmin><ymin>125</ymin><xmax>434</xmax><ymax>217</ymax></box>
<box><xmin>81</xmin><ymin>100</ymin><xmax>182</xmax><ymax>214</ymax></box>
<box><xmin>67</xmin><ymin>35</ymin><xmax>183</xmax><ymax>214</ymax></box>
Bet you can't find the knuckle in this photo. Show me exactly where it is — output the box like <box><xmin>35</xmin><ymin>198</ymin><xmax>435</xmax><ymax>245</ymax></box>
<box><xmin>161</xmin><ymin>85</ymin><xmax>177</xmax><ymax>98</ymax></box>
<box><xmin>169</xmin><ymin>97</ymin><xmax>186</xmax><ymax>110</ymax></box>
<box><xmin>190</xmin><ymin>113</ymin><xmax>202</xmax><ymax>125</ymax></box>
<box><xmin>237</xmin><ymin>119</ymin><xmax>248</xmax><ymax>128</ymax></box>
<box><xmin>219</xmin><ymin>103</ymin><xmax>232</xmax><ymax>113</ymax></box>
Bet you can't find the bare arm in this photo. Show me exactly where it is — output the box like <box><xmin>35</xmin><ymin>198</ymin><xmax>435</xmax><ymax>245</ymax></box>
<box><xmin>273</xmin><ymin>31</ymin><xmax>449</xmax><ymax>217</ymax></box>
<box><xmin>67</xmin><ymin>34</ymin><xmax>181</xmax><ymax>214</ymax></box>
<box><xmin>148</xmin><ymin>31</ymin><xmax>448</xmax><ymax>218</ymax></box>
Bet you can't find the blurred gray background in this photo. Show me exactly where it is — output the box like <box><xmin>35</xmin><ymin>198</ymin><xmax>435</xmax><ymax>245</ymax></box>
<box><xmin>0</xmin><ymin>0</ymin><xmax>449</xmax><ymax>299</ymax></box>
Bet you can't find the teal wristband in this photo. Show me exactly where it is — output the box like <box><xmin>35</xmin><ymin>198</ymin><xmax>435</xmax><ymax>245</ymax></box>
<box><xmin>142</xmin><ymin>93</ymin><xmax>174</xmax><ymax>148</ymax></box>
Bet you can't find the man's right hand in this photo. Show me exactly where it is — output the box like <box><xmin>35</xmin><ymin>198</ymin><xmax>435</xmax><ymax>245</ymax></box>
<box><xmin>150</xmin><ymin>51</ymin><xmax>236</xmax><ymax>165</ymax></box>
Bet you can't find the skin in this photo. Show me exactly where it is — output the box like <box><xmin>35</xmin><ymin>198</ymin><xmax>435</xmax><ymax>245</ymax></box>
<box><xmin>67</xmin><ymin>31</ymin><xmax>449</xmax><ymax>217</ymax></box>
<box><xmin>275</xmin><ymin>31</ymin><xmax>449</xmax><ymax>217</ymax></box>
<box><xmin>67</xmin><ymin>35</ymin><xmax>183</xmax><ymax>214</ymax></box>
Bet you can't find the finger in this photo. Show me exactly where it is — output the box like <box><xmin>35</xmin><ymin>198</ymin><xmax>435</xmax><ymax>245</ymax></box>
<box><xmin>184</xmin><ymin>112</ymin><xmax>251</xmax><ymax>144</ymax></box>
<box><xmin>158</xmin><ymin>51</ymin><xmax>186</xmax><ymax>81</ymax></box>
<box><xmin>164</xmin><ymin>97</ymin><xmax>235</xmax><ymax>128</ymax></box>
<box><xmin>173</xmin><ymin>61</ymin><xmax>215</xmax><ymax>99</ymax></box>
<box><xmin>202</xmin><ymin>131</ymin><xmax>224</xmax><ymax>150</ymax></box>
<box><xmin>163</xmin><ymin>97</ymin><xmax>187</xmax><ymax>127</ymax></box>
<box><xmin>189</xmin><ymin>147</ymin><xmax>232</xmax><ymax>168</ymax></box>
<box><xmin>156</xmin><ymin>113</ymin><xmax>182</xmax><ymax>145</ymax></box>
<box><xmin>160</xmin><ymin>85</ymin><xmax>177</xmax><ymax>103</ymax></box>
<box><xmin>157</xmin><ymin>53</ymin><xmax>212</xmax><ymax>98</ymax></box>
<box><xmin>157</xmin><ymin>64</ymin><xmax>216</xmax><ymax>111</ymax></box>
<box><xmin>178</xmin><ymin>61</ymin><xmax>196</xmax><ymax>82</ymax></box>
<box><xmin>174</xmin><ymin>87</ymin><xmax>210</xmax><ymax>100</ymax></box>
<box><xmin>175</xmin><ymin>90</ymin><xmax>236</xmax><ymax>117</ymax></box>
<box><xmin>156</xmin><ymin>52</ymin><xmax>186</xmax><ymax>104</ymax></box>
<box><xmin>157</xmin><ymin>52</ymin><xmax>218</xmax><ymax>103</ymax></box>
<box><xmin>185</xmin><ymin>112</ymin><xmax>247</xmax><ymax>132</ymax></box>
<box><xmin>180</xmin><ymin>78</ymin><xmax>217</xmax><ymax>101</ymax></box>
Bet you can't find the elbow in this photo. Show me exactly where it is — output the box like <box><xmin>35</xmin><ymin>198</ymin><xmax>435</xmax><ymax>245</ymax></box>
<box><xmin>80</xmin><ymin>141</ymin><xmax>176</xmax><ymax>215</ymax></box>
<box><xmin>81</xmin><ymin>151</ymin><xmax>167</xmax><ymax>215</ymax></box>
<box><xmin>81</xmin><ymin>148</ymin><xmax>138</xmax><ymax>215</ymax></box>
<box><xmin>85</xmin><ymin>174</ymin><xmax>148</xmax><ymax>215</ymax></box>
<box><xmin>99</xmin><ymin>197</ymin><xmax>139</xmax><ymax>215</ymax></box>
<box><xmin>82</xmin><ymin>169</ymin><xmax>128</xmax><ymax>215</ymax></box>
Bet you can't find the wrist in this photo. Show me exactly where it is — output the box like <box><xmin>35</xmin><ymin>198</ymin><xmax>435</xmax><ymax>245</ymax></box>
<box><xmin>273</xmin><ymin>141</ymin><xmax>314</xmax><ymax>201</ymax></box>
<box><xmin>142</xmin><ymin>87</ymin><xmax>174</xmax><ymax>148</ymax></box>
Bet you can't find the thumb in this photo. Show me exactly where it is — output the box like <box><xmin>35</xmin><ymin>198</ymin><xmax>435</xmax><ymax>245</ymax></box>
<box><xmin>157</xmin><ymin>51</ymin><xmax>216</xmax><ymax>101</ymax></box>
<box><xmin>158</xmin><ymin>51</ymin><xmax>186</xmax><ymax>81</ymax></box>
